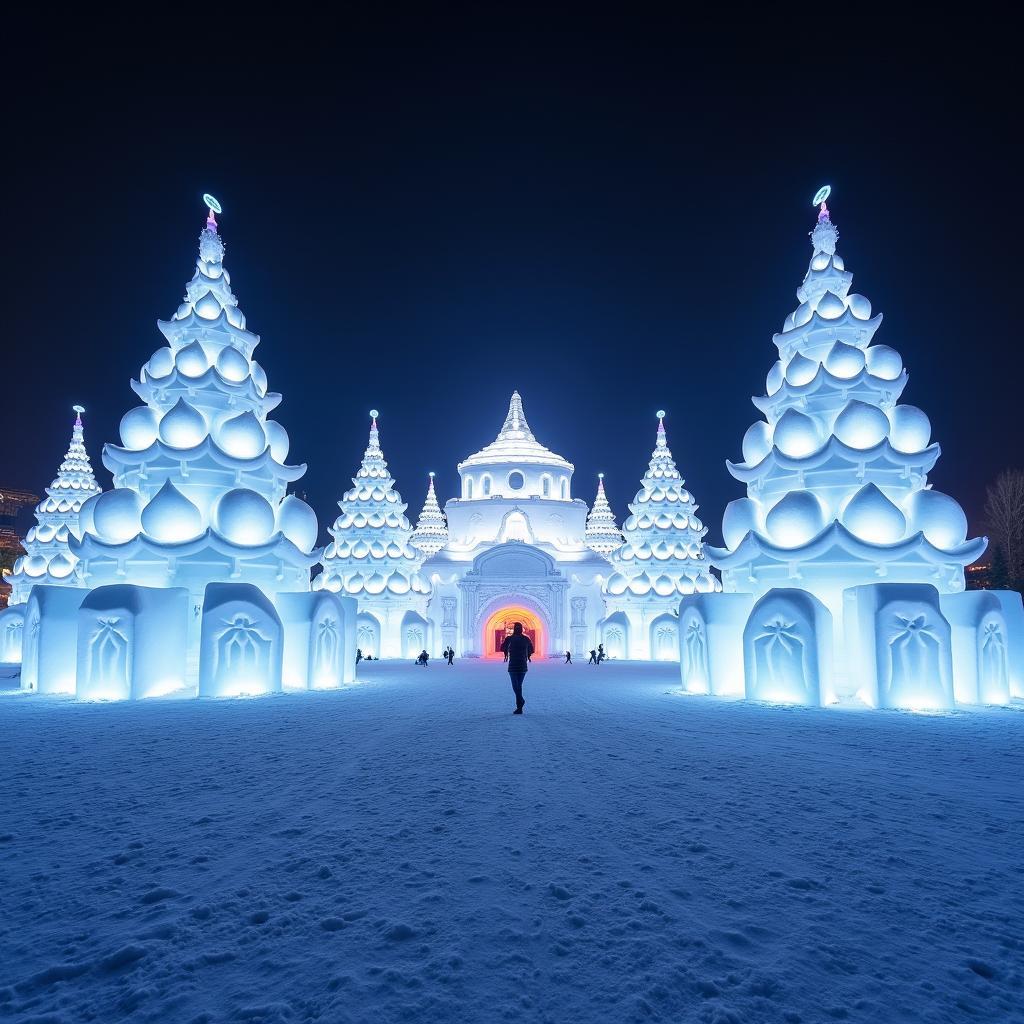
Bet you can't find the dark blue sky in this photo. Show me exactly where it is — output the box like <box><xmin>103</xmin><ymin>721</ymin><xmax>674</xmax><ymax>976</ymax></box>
<box><xmin>2</xmin><ymin>20</ymin><xmax>1017</xmax><ymax>541</ymax></box>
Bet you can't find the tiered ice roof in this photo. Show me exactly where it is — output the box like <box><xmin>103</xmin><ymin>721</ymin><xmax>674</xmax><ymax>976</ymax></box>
<box><xmin>707</xmin><ymin>198</ymin><xmax>985</xmax><ymax>591</ymax></box>
<box><xmin>604</xmin><ymin>413</ymin><xmax>720</xmax><ymax>599</ymax></box>
<box><xmin>70</xmin><ymin>200</ymin><xmax>320</xmax><ymax>596</ymax></box>
<box><xmin>584</xmin><ymin>474</ymin><xmax>623</xmax><ymax>556</ymax></box>
<box><xmin>459</xmin><ymin>391</ymin><xmax>573</xmax><ymax>471</ymax></box>
<box><xmin>410</xmin><ymin>473</ymin><xmax>449</xmax><ymax>558</ymax></box>
<box><xmin>6</xmin><ymin>406</ymin><xmax>102</xmax><ymax>604</ymax></box>
<box><xmin>316</xmin><ymin>412</ymin><xmax>430</xmax><ymax>599</ymax></box>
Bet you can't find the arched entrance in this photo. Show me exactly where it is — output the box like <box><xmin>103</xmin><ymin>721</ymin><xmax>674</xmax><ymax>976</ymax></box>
<box><xmin>482</xmin><ymin>606</ymin><xmax>544</xmax><ymax>660</ymax></box>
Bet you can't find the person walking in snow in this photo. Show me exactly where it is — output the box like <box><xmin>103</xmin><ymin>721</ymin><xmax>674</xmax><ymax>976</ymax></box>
<box><xmin>416</xmin><ymin>649</ymin><xmax>429</xmax><ymax>666</ymax></box>
<box><xmin>446</xmin><ymin>646</ymin><xmax>455</xmax><ymax>666</ymax></box>
<box><xmin>588</xmin><ymin>649</ymin><xmax>597</xmax><ymax>665</ymax></box>
<box><xmin>356</xmin><ymin>648</ymin><xmax>363</xmax><ymax>666</ymax></box>
<box><xmin>501</xmin><ymin>622</ymin><xmax>534</xmax><ymax>715</ymax></box>
<box><xmin>565</xmin><ymin>650</ymin><xmax>572</xmax><ymax>664</ymax></box>
<box><xmin>597</xmin><ymin>643</ymin><xmax>605</xmax><ymax>664</ymax></box>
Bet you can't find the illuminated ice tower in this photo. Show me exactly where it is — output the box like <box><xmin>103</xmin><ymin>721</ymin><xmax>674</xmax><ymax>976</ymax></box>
<box><xmin>6</xmin><ymin>406</ymin><xmax>102</xmax><ymax>605</ymax></box>
<box><xmin>584</xmin><ymin>474</ymin><xmax>622</xmax><ymax>556</ymax></box>
<box><xmin>601</xmin><ymin>412</ymin><xmax>719</xmax><ymax>660</ymax></box>
<box><xmin>70</xmin><ymin>197</ymin><xmax>320</xmax><ymax>639</ymax></box>
<box><xmin>687</xmin><ymin>189</ymin><xmax>1022</xmax><ymax>710</ymax></box>
<box><xmin>316</xmin><ymin>411</ymin><xmax>431</xmax><ymax>658</ymax></box>
<box><xmin>410</xmin><ymin>472</ymin><xmax>449</xmax><ymax>558</ymax></box>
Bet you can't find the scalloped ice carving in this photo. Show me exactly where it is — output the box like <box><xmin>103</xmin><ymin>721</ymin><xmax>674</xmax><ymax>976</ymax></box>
<box><xmin>218</xmin><ymin>411</ymin><xmax>267</xmax><ymax>459</ymax></box>
<box><xmin>175</xmin><ymin>340</ymin><xmax>210</xmax><ymax>377</ymax></box>
<box><xmin>786</xmin><ymin>352</ymin><xmax>818</xmax><ymax>386</ymax></box>
<box><xmin>841</xmin><ymin>483</ymin><xmax>907</xmax><ymax>544</ymax></box>
<box><xmin>865</xmin><ymin>345</ymin><xmax>903</xmax><ymax>380</ymax></box>
<box><xmin>833</xmin><ymin>400</ymin><xmax>890</xmax><ymax>449</ymax></box>
<box><xmin>817</xmin><ymin>291</ymin><xmax>847</xmax><ymax>319</ymax></box>
<box><xmin>824</xmin><ymin>341</ymin><xmax>865</xmax><ymax>379</ymax></box>
<box><xmin>216</xmin><ymin>345</ymin><xmax>250</xmax><ymax>382</ymax></box>
<box><xmin>903</xmin><ymin>489</ymin><xmax>968</xmax><ymax>548</ymax></box>
<box><xmin>213</xmin><ymin>488</ymin><xmax>275</xmax><ymax>546</ymax></box>
<box><xmin>159</xmin><ymin>398</ymin><xmax>208</xmax><ymax>448</ymax></box>
<box><xmin>888</xmin><ymin>405</ymin><xmax>931</xmax><ymax>453</ymax></box>
<box><xmin>765</xmin><ymin>491</ymin><xmax>826</xmax><ymax>548</ymax></box>
<box><xmin>120</xmin><ymin>406</ymin><xmax>159</xmax><ymax>450</ymax></box>
<box><xmin>773</xmin><ymin>408</ymin><xmax>821</xmax><ymax>458</ymax></box>
<box><xmin>141</xmin><ymin>480</ymin><xmax>203</xmax><ymax>542</ymax></box>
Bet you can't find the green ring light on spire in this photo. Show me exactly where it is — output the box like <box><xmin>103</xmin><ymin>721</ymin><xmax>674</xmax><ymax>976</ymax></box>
<box><xmin>203</xmin><ymin>193</ymin><xmax>222</xmax><ymax>215</ymax></box>
<box><xmin>369</xmin><ymin>409</ymin><xmax>379</xmax><ymax>419</ymax></box>
<box><xmin>812</xmin><ymin>185</ymin><xmax>831</xmax><ymax>206</ymax></box>
<box><xmin>656</xmin><ymin>409</ymin><xmax>666</xmax><ymax>419</ymax></box>
<box><xmin>73</xmin><ymin>404</ymin><xmax>85</xmax><ymax>414</ymax></box>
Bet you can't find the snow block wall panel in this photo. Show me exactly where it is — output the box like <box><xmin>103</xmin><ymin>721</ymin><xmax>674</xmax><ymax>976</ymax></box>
<box><xmin>21</xmin><ymin>586</ymin><xmax>87</xmax><ymax>694</ymax></box>
<box><xmin>278</xmin><ymin>591</ymin><xmax>356</xmax><ymax>690</ymax></box>
<box><xmin>743</xmin><ymin>589</ymin><xmax>831</xmax><ymax>706</ymax></box>
<box><xmin>0</xmin><ymin>606</ymin><xmax>26</xmax><ymax>664</ymax></box>
<box><xmin>678</xmin><ymin>594</ymin><xmax>754</xmax><ymax>696</ymax></box>
<box><xmin>199</xmin><ymin>583</ymin><xmax>283</xmax><ymax>698</ymax></box>
<box><xmin>76</xmin><ymin>585</ymin><xmax>189</xmax><ymax>700</ymax></box>
<box><xmin>844</xmin><ymin>584</ymin><xmax>953</xmax><ymax>710</ymax></box>
<box><xmin>988</xmin><ymin>590</ymin><xmax>1024</xmax><ymax>700</ymax></box>
<box><xmin>941</xmin><ymin>591</ymin><xmax>1013</xmax><ymax>706</ymax></box>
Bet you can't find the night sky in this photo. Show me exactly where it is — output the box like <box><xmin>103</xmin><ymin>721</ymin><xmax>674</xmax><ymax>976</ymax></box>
<box><xmin>3</xmin><ymin>21</ymin><xmax>1018</xmax><ymax>544</ymax></box>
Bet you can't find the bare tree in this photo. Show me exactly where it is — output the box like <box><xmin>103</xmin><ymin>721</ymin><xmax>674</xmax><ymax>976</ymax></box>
<box><xmin>983</xmin><ymin>469</ymin><xmax>1024</xmax><ymax>586</ymax></box>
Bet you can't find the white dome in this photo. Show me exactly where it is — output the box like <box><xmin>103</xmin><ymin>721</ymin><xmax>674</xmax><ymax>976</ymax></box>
<box><xmin>841</xmin><ymin>483</ymin><xmax>906</xmax><ymax>544</ymax></box>
<box><xmin>653</xmin><ymin>574</ymin><xmax>676</xmax><ymax>597</ymax></box>
<box><xmin>866</xmin><ymin>345</ymin><xmax>903</xmax><ymax>380</ymax></box>
<box><xmin>24</xmin><ymin>555</ymin><xmax>48</xmax><ymax>577</ymax></box>
<box><xmin>722</xmin><ymin>497</ymin><xmax>761</xmax><ymax>550</ymax></box>
<box><xmin>833</xmin><ymin>400</ymin><xmax>890</xmax><ymax>449</ymax></box>
<box><xmin>817</xmin><ymin>291</ymin><xmax>846</xmax><ymax>319</ymax></box>
<box><xmin>194</xmin><ymin>292</ymin><xmax>222</xmax><ymax>320</ymax></box>
<box><xmin>175</xmin><ymin>340</ymin><xmax>210</xmax><ymax>377</ymax></box>
<box><xmin>765</xmin><ymin>491</ymin><xmax>826</xmax><ymax>548</ymax></box>
<box><xmin>159</xmin><ymin>398</ymin><xmax>208</xmax><ymax>448</ymax></box>
<box><xmin>251</xmin><ymin>362</ymin><xmax>268</xmax><ymax>394</ymax></box>
<box><xmin>93</xmin><ymin>489</ymin><xmax>144</xmax><ymax>543</ymax></box>
<box><xmin>364</xmin><ymin>572</ymin><xmax>387</xmax><ymax>595</ymax></box>
<box><xmin>847</xmin><ymin>293</ymin><xmax>872</xmax><ymax>319</ymax></box>
<box><xmin>216</xmin><ymin>345</ymin><xmax>250</xmax><ymax>382</ymax></box>
<box><xmin>265</xmin><ymin>420</ymin><xmax>290</xmax><ymax>462</ymax></box>
<box><xmin>888</xmin><ymin>405</ymin><xmax>931</xmax><ymax>453</ymax></box>
<box><xmin>213</xmin><ymin>489</ymin><xmax>275</xmax><ymax>546</ymax></box>
<box><xmin>147</xmin><ymin>347</ymin><xmax>174</xmax><ymax>378</ymax></box>
<box><xmin>277</xmin><ymin>495</ymin><xmax>318</xmax><ymax>552</ymax></box>
<box><xmin>47</xmin><ymin>552</ymin><xmax>76</xmax><ymax>579</ymax></box>
<box><xmin>793</xmin><ymin>302</ymin><xmax>813</xmax><ymax>327</ymax></box>
<box><xmin>904</xmin><ymin>489</ymin><xmax>968</xmax><ymax>549</ymax></box>
<box><xmin>387</xmin><ymin>572</ymin><xmax>411</xmax><ymax>595</ymax></box>
<box><xmin>786</xmin><ymin>352</ymin><xmax>818</xmax><ymax>386</ymax></box>
<box><xmin>141</xmin><ymin>480</ymin><xmax>203</xmax><ymax>542</ymax></box>
<box><xmin>773</xmin><ymin>409</ymin><xmax>821</xmax><ymax>458</ymax></box>
<box><xmin>120</xmin><ymin>406</ymin><xmax>159</xmax><ymax>450</ymax></box>
<box><xmin>605</xmin><ymin>572</ymin><xmax>629</xmax><ymax>596</ymax></box>
<box><xmin>825</xmin><ymin>341</ymin><xmax>865</xmax><ymax>379</ymax></box>
<box><xmin>766</xmin><ymin>361</ymin><xmax>784</xmax><ymax>395</ymax></box>
<box><xmin>77</xmin><ymin>492</ymin><xmax>102</xmax><ymax>537</ymax></box>
<box><xmin>218</xmin><ymin>411</ymin><xmax>267</xmax><ymax>459</ymax></box>
<box><xmin>741</xmin><ymin>421</ymin><xmax>772</xmax><ymax>465</ymax></box>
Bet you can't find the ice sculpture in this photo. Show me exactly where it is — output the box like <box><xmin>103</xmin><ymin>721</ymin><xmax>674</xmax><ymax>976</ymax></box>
<box><xmin>68</xmin><ymin>198</ymin><xmax>319</xmax><ymax>675</ymax></box>
<box><xmin>410</xmin><ymin>473</ymin><xmax>449</xmax><ymax>557</ymax></box>
<box><xmin>199</xmin><ymin>583</ymin><xmax>283</xmax><ymax>697</ymax></box>
<box><xmin>316</xmin><ymin>412</ymin><xmax>431</xmax><ymax>658</ymax></box>
<box><xmin>76</xmin><ymin>585</ymin><xmax>189</xmax><ymax>700</ymax></box>
<box><xmin>0</xmin><ymin>606</ymin><xmax>26</xmax><ymax>664</ymax></box>
<box><xmin>942</xmin><ymin>592</ymin><xmax>1011</xmax><ymax>706</ymax></box>
<box><xmin>704</xmin><ymin>191</ymin><xmax>1002</xmax><ymax>708</ymax></box>
<box><xmin>584</xmin><ymin>474</ymin><xmax>623</xmax><ymax>556</ymax></box>
<box><xmin>743</xmin><ymin>590</ymin><xmax>831</xmax><ymax>706</ymax></box>
<box><xmin>5</xmin><ymin>406</ymin><xmax>102</xmax><ymax>608</ymax></box>
<box><xmin>602</xmin><ymin>412</ymin><xmax>720</xmax><ymax>659</ymax></box>
<box><xmin>843</xmin><ymin>584</ymin><xmax>953</xmax><ymax>710</ymax></box>
<box><xmin>278</xmin><ymin>590</ymin><xmax>357</xmax><ymax>689</ymax></box>
<box><xmin>678</xmin><ymin>593</ymin><xmax>754</xmax><ymax>696</ymax></box>
<box><xmin>20</xmin><ymin>586</ymin><xmax>87</xmax><ymax>694</ymax></box>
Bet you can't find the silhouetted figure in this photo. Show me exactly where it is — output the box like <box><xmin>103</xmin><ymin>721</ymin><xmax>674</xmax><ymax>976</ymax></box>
<box><xmin>356</xmin><ymin>648</ymin><xmax>363</xmax><ymax>666</ymax></box>
<box><xmin>416</xmin><ymin>649</ymin><xmax>429</xmax><ymax>666</ymax></box>
<box><xmin>500</xmin><ymin>622</ymin><xmax>534</xmax><ymax>714</ymax></box>
<box><xmin>565</xmin><ymin>650</ymin><xmax>572</xmax><ymax>664</ymax></box>
<box><xmin>588</xmin><ymin>649</ymin><xmax>597</xmax><ymax>665</ymax></box>
<box><xmin>597</xmin><ymin>643</ymin><xmax>605</xmax><ymax>664</ymax></box>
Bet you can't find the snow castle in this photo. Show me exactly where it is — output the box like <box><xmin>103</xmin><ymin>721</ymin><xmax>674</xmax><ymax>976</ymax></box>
<box><xmin>689</xmin><ymin>192</ymin><xmax>1024</xmax><ymax>709</ymax></box>
<box><xmin>14</xmin><ymin>198</ymin><xmax>356</xmax><ymax>698</ymax></box>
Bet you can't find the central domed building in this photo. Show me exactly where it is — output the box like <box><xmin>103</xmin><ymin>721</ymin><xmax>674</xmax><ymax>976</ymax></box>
<box><xmin>422</xmin><ymin>392</ymin><xmax>612</xmax><ymax>659</ymax></box>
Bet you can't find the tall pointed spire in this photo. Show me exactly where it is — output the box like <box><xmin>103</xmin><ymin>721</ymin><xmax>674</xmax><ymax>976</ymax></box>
<box><xmin>5</xmin><ymin>405</ymin><xmax>102</xmax><ymax>605</ymax></box>
<box><xmin>411</xmin><ymin>472</ymin><xmax>450</xmax><ymax>558</ymax></box>
<box><xmin>499</xmin><ymin>391</ymin><xmax>536</xmax><ymax>441</ymax></box>
<box><xmin>585</xmin><ymin>473</ymin><xmax>623</xmax><ymax>556</ymax></box>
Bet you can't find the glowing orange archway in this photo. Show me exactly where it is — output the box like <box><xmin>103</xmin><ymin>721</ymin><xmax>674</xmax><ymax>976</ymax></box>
<box><xmin>482</xmin><ymin>606</ymin><xmax>545</xmax><ymax>660</ymax></box>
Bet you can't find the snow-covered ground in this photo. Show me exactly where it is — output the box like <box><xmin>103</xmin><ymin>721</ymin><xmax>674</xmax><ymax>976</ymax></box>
<box><xmin>1</xmin><ymin>660</ymin><xmax>1022</xmax><ymax>1024</ymax></box>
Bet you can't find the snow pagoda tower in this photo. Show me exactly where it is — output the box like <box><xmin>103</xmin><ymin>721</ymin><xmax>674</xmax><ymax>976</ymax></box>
<box><xmin>690</xmin><ymin>190</ymin><xmax>1022</xmax><ymax>709</ymax></box>
<box><xmin>18</xmin><ymin>196</ymin><xmax>354</xmax><ymax>699</ymax></box>
<box><xmin>601</xmin><ymin>412</ymin><xmax>720</xmax><ymax>661</ymax></box>
<box><xmin>316</xmin><ymin>411</ymin><xmax>431</xmax><ymax>658</ymax></box>
<box><xmin>410</xmin><ymin>473</ymin><xmax>449</xmax><ymax>558</ymax></box>
<box><xmin>5</xmin><ymin>406</ymin><xmax>102</xmax><ymax>606</ymax></box>
<box><xmin>584</xmin><ymin>475</ymin><xmax>623</xmax><ymax>556</ymax></box>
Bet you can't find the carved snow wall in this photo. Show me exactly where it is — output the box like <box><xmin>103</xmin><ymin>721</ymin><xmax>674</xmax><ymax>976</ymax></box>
<box><xmin>21</xmin><ymin>586</ymin><xmax>87</xmax><ymax>694</ymax></box>
<box><xmin>0</xmin><ymin>606</ymin><xmax>26</xmax><ymax>664</ymax></box>
<box><xmin>278</xmin><ymin>591</ymin><xmax>357</xmax><ymax>690</ymax></box>
<box><xmin>76</xmin><ymin>585</ymin><xmax>189</xmax><ymax>700</ymax></box>
<box><xmin>678</xmin><ymin>594</ymin><xmax>754</xmax><ymax>696</ymax></box>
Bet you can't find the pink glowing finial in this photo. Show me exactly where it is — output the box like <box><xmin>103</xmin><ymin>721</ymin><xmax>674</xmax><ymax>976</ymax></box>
<box><xmin>203</xmin><ymin>193</ymin><xmax>222</xmax><ymax>231</ymax></box>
